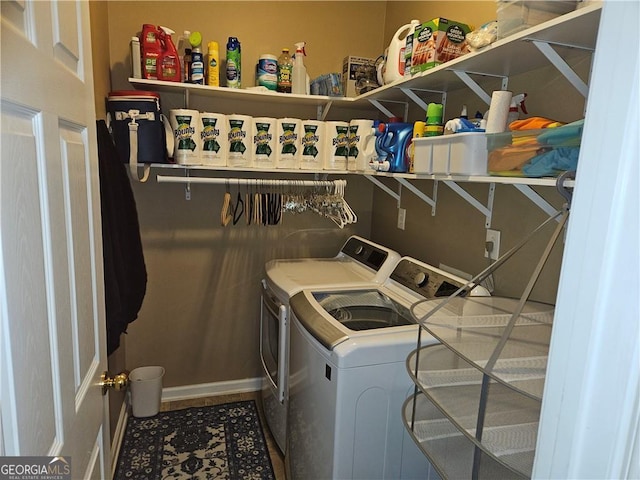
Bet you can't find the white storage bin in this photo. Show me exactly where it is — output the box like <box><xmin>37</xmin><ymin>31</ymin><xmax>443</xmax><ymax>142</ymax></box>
<box><xmin>413</xmin><ymin>133</ymin><xmax>488</xmax><ymax>175</ymax></box>
<box><xmin>497</xmin><ymin>1</ymin><xmax>578</xmax><ymax>39</ymax></box>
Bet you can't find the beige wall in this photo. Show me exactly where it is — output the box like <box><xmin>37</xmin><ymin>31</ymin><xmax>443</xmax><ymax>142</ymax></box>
<box><xmin>89</xmin><ymin>1</ymin><xmax>111</xmax><ymax>119</ymax></box>
<box><xmin>96</xmin><ymin>1</ymin><xmax>584</xmax><ymax>389</ymax></box>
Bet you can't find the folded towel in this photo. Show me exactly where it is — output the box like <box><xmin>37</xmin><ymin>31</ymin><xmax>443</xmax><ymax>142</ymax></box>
<box><xmin>522</xmin><ymin>147</ymin><xmax>580</xmax><ymax>177</ymax></box>
<box><xmin>509</xmin><ymin>116</ymin><xmax>565</xmax><ymax>131</ymax></box>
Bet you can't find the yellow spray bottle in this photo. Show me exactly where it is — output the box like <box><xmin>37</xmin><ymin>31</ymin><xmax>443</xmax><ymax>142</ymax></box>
<box><xmin>207</xmin><ymin>41</ymin><xmax>220</xmax><ymax>87</ymax></box>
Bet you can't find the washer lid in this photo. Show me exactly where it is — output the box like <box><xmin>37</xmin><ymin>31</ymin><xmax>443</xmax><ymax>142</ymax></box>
<box><xmin>313</xmin><ymin>289</ymin><xmax>414</xmax><ymax>331</ymax></box>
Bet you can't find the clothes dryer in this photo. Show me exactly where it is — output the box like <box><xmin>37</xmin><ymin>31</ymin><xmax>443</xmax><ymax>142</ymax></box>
<box><xmin>260</xmin><ymin>236</ymin><xmax>401</xmax><ymax>453</ymax></box>
<box><xmin>287</xmin><ymin>257</ymin><xmax>489</xmax><ymax>479</ymax></box>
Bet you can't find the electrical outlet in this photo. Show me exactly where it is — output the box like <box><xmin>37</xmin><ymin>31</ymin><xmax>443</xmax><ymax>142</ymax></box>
<box><xmin>397</xmin><ymin>208</ymin><xmax>406</xmax><ymax>230</ymax></box>
<box><xmin>485</xmin><ymin>228</ymin><xmax>501</xmax><ymax>260</ymax></box>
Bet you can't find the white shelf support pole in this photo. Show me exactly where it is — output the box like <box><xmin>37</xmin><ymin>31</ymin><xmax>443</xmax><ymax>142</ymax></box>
<box><xmin>531</xmin><ymin>40</ymin><xmax>589</xmax><ymax>98</ymax></box>
<box><xmin>443</xmin><ymin>180</ymin><xmax>495</xmax><ymax>227</ymax></box>
<box><xmin>365</xmin><ymin>175</ymin><xmax>401</xmax><ymax>202</ymax></box>
<box><xmin>513</xmin><ymin>184</ymin><xmax>562</xmax><ymax>222</ymax></box>
<box><xmin>395</xmin><ymin>178</ymin><xmax>437</xmax><ymax>213</ymax></box>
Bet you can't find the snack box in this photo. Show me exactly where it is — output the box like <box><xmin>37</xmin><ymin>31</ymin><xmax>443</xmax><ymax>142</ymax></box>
<box><xmin>410</xmin><ymin>18</ymin><xmax>473</xmax><ymax>75</ymax></box>
<box><xmin>413</xmin><ymin>132</ymin><xmax>487</xmax><ymax>175</ymax></box>
<box><xmin>487</xmin><ymin>121</ymin><xmax>583</xmax><ymax>177</ymax></box>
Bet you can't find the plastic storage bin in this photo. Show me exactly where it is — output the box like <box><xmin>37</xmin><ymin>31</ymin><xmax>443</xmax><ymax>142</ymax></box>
<box><xmin>487</xmin><ymin>122</ymin><xmax>582</xmax><ymax>177</ymax></box>
<box><xmin>129</xmin><ymin>366</ymin><xmax>165</xmax><ymax>417</ymax></box>
<box><xmin>497</xmin><ymin>1</ymin><xmax>578</xmax><ymax>39</ymax></box>
<box><xmin>413</xmin><ymin>132</ymin><xmax>488</xmax><ymax>175</ymax></box>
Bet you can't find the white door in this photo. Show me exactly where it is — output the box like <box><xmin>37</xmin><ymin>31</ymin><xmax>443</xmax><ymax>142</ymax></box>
<box><xmin>0</xmin><ymin>1</ymin><xmax>110</xmax><ymax>479</ymax></box>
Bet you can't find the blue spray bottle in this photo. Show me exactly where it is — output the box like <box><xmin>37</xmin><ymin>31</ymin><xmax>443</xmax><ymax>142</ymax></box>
<box><xmin>373</xmin><ymin>121</ymin><xmax>414</xmax><ymax>172</ymax></box>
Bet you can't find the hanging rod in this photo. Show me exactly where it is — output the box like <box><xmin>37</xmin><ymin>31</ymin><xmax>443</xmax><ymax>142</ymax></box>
<box><xmin>156</xmin><ymin>175</ymin><xmax>345</xmax><ymax>187</ymax></box>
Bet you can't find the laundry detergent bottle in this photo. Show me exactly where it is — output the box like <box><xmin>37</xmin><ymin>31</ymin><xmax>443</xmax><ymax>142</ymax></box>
<box><xmin>374</xmin><ymin>121</ymin><xmax>414</xmax><ymax>172</ymax></box>
<box><xmin>383</xmin><ymin>19</ymin><xmax>420</xmax><ymax>84</ymax></box>
<box><xmin>157</xmin><ymin>26</ymin><xmax>181</xmax><ymax>82</ymax></box>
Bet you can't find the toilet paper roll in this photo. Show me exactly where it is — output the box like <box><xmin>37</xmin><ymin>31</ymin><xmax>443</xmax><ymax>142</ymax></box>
<box><xmin>200</xmin><ymin>112</ymin><xmax>227</xmax><ymax>166</ymax></box>
<box><xmin>300</xmin><ymin>120</ymin><xmax>325</xmax><ymax>170</ymax></box>
<box><xmin>170</xmin><ymin>109</ymin><xmax>201</xmax><ymax>165</ymax></box>
<box><xmin>276</xmin><ymin>118</ymin><xmax>301</xmax><ymax>169</ymax></box>
<box><xmin>348</xmin><ymin>119</ymin><xmax>376</xmax><ymax>171</ymax></box>
<box><xmin>227</xmin><ymin>114</ymin><xmax>253</xmax><ymax>167</ymax></box>
<box><xmin>324</xmin><ymin>121</ymin><xmax>350</xmax><ymax>170</ymax></box>
<box><xmin>252</xmin><ymin>117</ymin><xmax>277</xmax><ymax>168</ymax></box>
<box><xmin>485</xmin><ymin>90</ymin><xmax>512</xmax><ymax>134</ymax></box>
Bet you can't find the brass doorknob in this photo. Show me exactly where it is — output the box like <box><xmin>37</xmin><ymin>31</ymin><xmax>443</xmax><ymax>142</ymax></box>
<box><xmin>101</xmin><ymin>371</ymin><xmax>129</xmax><ymax>395</ymax></box>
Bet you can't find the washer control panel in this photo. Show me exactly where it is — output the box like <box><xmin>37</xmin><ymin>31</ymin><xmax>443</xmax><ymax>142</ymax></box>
<box><xmin>341</xmin><ymin>237</ymin><xmax>391</xmax><ymax>271</ymax></box>
<box><xmin>390</xmin><ymin>259</ymin><xmax>467</xmax><ymax>299</ymax></box>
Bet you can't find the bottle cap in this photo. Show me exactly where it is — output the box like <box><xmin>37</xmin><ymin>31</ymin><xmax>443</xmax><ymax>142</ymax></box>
<box><xmin>426</xmin><ymin>103</ymin><xmax>443</xmax><ymax>123</ymax></box>
<box><xmin>208</xmin><ymin>41</ymin><xmax>218</xmax><ymax>52</ymax></box>
<box><xmin>189</xmin><ymin>31</ymin><xmax>202</xmax><ymax>48</ymax></box>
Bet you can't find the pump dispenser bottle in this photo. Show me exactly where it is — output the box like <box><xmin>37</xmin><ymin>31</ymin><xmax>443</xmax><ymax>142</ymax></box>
<box><xmin>292</xmin><ymin>42</ymin><xmax>308</xmax><ymax>95</ymax></box>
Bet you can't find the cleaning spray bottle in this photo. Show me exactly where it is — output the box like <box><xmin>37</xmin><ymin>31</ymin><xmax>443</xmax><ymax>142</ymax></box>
<box><xmin>292</xmin><ymin>42</ymin><xmax>308</xmax><ymax>95</ymax></box>
<box><xmin>157</xmin><ymin>26</ymin><xmax>181</xmax><ymax>82</ymax></box>
<box><xmin>507</xmin><ymin>93</ymin><xmax>528</xmax><ymax>126</ymax></box>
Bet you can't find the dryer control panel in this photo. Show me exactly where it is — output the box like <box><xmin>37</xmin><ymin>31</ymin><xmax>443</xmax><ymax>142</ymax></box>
<box><xmin>390</xmin><ymin>259</ymin><xmax>467</xmax><ymax>299</ymax></box>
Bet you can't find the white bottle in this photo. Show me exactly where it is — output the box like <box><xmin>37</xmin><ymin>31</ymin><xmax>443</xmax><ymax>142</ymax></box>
<box><xmin>292</xmin><ymin>42</ymin><xmax>308</xmax><ymax>95</ymax></box>
<box><xmin>131</xmin><ymin>36</ymin><xmax>141</xmax><ymax>78</ymax></box>
<box><xmin>177</xmin><ymin>30</ymin><xmax>191</xmax><ymax>82</ymax></box>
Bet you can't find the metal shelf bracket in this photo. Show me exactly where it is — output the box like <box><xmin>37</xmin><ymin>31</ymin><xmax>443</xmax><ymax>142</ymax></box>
<box><xmin>443</xmin><ymin>180</ymin><xmax>495</xmax><ymax>228</ymax></box>
<box><xmin>513</xmin><ymin>184</ymin><xmax>562</xmax><ymax>222</ymax></box>
<box><xmin>531</xmin><ymin>40</ymin><xmax>590</xmax><ymax>98</ymax></box>
<box><xmin>399</xmin><ymin>87</ymin><xmax>447</xmax><ymax>112</ymax></box>
<box><xmin>451</xmin><ymin>70</ymin><xmax>509</xmax><ymax>106</ymax></box>
<box><xmin>364</xmin><ymin>175</ymin><xmax>401</xmax><ymax>202</ymax></box>
<box><xmin>395</xmin><ymin>177</ymin><xmax>438</xmax><ymax>216</ymax></box>
<box><xmin>368</xmin><ymin>98</ymin><xmax>409</xmax><ymax>120</ymax></box>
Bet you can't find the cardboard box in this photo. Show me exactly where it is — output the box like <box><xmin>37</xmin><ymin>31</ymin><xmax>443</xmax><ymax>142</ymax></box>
<box><xmin>342</xmin><ymin>56</ymin><xmax>376</xmax><ymax>97</ymax></box>
<box><xmin>410</xmin><ymin>18</ymin><xmax>473</xmax><ymax>75</ymax></box>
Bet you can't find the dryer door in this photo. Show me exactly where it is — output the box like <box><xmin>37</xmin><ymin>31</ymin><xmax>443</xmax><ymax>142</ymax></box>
<box><xmin>260</xmin><ymin>281</ymin><xmax>287</xmax><ymax>402</ymax></box>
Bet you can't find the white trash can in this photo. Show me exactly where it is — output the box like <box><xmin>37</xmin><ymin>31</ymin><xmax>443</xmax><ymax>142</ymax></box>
<box><xmin>129</xmin><ymin>366</ymin><xmax>165</xmax><ymax>418</ymax></box>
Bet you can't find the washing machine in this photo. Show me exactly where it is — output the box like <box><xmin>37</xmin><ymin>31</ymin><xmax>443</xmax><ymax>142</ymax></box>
<box><xmin>260</xmin><ymin>236</ymin><xmax>401</xmax><ymax>454</ymax></box>
<box><xmin>287</xmin><ymin>257</ymin><xmax>490</xmax><ymax>480</ymax></box>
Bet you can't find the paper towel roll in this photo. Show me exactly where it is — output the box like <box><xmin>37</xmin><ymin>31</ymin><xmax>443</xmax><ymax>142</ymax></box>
<box><xmin>200</xmin><ymin>112</ymin><xmax>227</xmax><ymax>166</ymax></box>
<box><xmin>300</xmin><ymin>120</ymin><xmax>325</xmax><ymax>170</ymax></box>
<box><xmin>170</xmin><ymin>109</ymin><xmax>201</xmax><ymax>165</ymax></box>
<box><xmin>348</xmin><ymin>119</ymin><xmax>376</xmax><ymax>171</ymax></box>
<box><xmin>227</xmin><ymin>114</ymin><xmax>253</xmax><ymax>167</ymax></box>
<box><xmin>486</xmin><ymin>91</ymin><xmax>512</xmax><ymax>134</ymax></box>
<box><xmin>252</xmin><ymin>117</ymin><xmax>277</xmax><ymax>168</ymax></box>
<box><xmin>276</xmin><ymin>118</ymin><xmax>301</xmax><ymax>169</ymax></box>
<box><xmin>324</xmin><ymin>121</ymin><xmax>350</xmax><ymax>170</ymax></box>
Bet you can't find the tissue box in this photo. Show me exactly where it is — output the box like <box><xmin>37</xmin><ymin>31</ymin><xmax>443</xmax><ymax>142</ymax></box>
<box><xmin>342</xmin><ymin>56</ymin><xmax>376</xmax><ymax>97</ymax></box>
<box><xmin>497</xmin><ymin>1</ymin><xmax>578</xmax><ymax>39</ymax></box>
<box><xmin>413</xmin><ymin>133</ymin><xmax>488</xmax><ymax>175</ymax></box>
<box><xmin>410</xmin><ymin>18</ymin><xmax>473</xmax><ymax>74</ymax></box>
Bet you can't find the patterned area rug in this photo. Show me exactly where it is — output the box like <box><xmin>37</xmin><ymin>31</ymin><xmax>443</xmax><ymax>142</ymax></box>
<box><xmin>114</xmin><ymin>400</ymin><xmax>275</xmax><ymax>479</ymax></box>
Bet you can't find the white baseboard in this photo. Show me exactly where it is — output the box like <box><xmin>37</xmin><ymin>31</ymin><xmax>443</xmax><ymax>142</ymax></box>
<box><xmin>109</xmin><ymin>377</ymin><xmax>262</xmax><ymax>474</ymax></box>
<box><xmin>110</xmin><ymin>397</ymin><xmax>129</xmax><ymax>479</ymax></box>
<box><xmin>161</xmin><ymin>377</ymin><xmax>262</xmax><ymax>402</ymax></box>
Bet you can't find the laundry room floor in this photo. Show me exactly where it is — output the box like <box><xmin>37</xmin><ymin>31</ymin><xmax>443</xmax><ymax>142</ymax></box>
<box><xmin>160</xmin><ymin>391</ymin><xmax>286</xmax><ymax>479</ymax></box>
